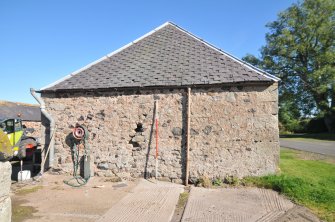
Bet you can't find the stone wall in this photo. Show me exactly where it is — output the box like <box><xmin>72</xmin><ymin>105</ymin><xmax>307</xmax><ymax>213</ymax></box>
<box><xmin>189</xmin><ymin>84</ymin><xmax>279</xmax><ymax>179</ymax></box>
<box><xmin>0</xmin><ymin>161</ymin><xmax>12</xmax><ymax>222</ymax></box>
<box><xmin>41</xmin><ymin>83</ymin><xmax>279</xmax><ymax>182</ymax></box>
<box><xmin>22</xmin><ymin>121</ymin><xmax>41</xmax><ymax>138</ymax></box>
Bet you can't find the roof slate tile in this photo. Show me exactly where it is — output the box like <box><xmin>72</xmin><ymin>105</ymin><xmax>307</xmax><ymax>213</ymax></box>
<box><xmin>41</xmin><ymin>22</ymin><xmax>278</xmax><ymax>92</ymax></box>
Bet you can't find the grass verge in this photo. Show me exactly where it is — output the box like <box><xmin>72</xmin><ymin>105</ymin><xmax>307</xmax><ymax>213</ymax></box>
<box><xmin>243</xmin><ymin>148</ymin><xmax>335</xmax><ymax>221</ymax></box>
<box><xmin>280</xmin><ymin>133</ymin><xmax>335</xmax><ymax>141</ymax></box>
<box><xmin>171</xmin><ymin>190</ymin><xmax>190</xmax><ymax>222</ymax></box>
<box><xmin>177</xmin><ymin>192</ymin><xmax>190</xmax><ymax>209</ymax></box>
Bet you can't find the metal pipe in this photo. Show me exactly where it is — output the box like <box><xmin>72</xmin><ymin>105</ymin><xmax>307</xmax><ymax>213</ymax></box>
<box><xmin>185</xmin><ymin>87</ymin><xmax>191</xmax><ymax>186</ymax></box>
<box><xmin>30</xmin><ymin>88</ymin><xmax>55</xmax><ymax>171</ymax></box>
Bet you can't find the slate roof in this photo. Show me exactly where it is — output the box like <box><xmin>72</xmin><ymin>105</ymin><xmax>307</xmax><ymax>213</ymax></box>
<box><xmin>40</xmin><ymin>22</ymin><xmax>279</xmax><ymax>92</ymax></box>
<box><xmin>0</xmin><ymin>101</ymin><xmax>41</xmax><ymax>121</ymax></box>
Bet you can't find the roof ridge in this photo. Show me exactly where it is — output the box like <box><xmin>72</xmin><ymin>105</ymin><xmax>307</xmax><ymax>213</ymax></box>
<box><xmin>0</xmin><ymin>100</ymin><xmax>39</xmax><ymax>107</ymax></box>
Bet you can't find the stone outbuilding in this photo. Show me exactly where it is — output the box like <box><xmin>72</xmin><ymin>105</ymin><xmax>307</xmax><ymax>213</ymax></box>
<box><xmin>0</xmin><ymin>100</ymin><xmax>41</xmax><ymax>137</ymax></box>
<box><xmin>38</xmin><ymin>22</ymin><xmax>280</xmax><ymax>183</ymax></box>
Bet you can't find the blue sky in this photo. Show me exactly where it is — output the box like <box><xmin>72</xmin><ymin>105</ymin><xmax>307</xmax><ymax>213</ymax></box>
<box><xmin>0</xmin><ymin>0</ymin><xmax>296</xmax><ymax>104</ymax></box>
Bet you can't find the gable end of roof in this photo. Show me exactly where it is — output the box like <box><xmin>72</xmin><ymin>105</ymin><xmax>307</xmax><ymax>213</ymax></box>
<box><xmin>40</xmin><ymin>22</ymin><xmax>279</xmax><ymax>92</ymax></box>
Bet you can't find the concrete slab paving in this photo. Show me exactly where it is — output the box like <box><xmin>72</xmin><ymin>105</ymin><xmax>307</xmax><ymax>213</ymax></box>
<box><xmin>97</xmin><ymin>179</ymin><xmax>184</xmax><ymax>222</ymax></box>
<box><xmin>181</xmin><ymin>187</ymin><xmax>320</xmax><ymax>222</ymax></box>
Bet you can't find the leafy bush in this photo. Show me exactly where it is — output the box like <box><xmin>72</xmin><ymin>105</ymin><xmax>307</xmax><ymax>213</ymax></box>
<box><xmin>306</xmin><ymin>117</ymin><xmax>328</xmax><ymax>133</ymax></box>
<box><xmin>223</xmin><ymin>175</ymin><xmax>239</xmax><ymax>185</ymax></box>
<box><xmin>280</xmin><ymin>117</ymin><xmax>328</xmax><ymax>134</ymax></box>
<box><xmin>212</xmin><ymin>178</ymin><xmax>223</xmax><ymax>186</ymax></box>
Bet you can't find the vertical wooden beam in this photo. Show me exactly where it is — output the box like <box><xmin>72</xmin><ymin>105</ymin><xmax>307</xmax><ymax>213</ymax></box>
<box><xmin>155</xmin><ymin>100</ymin><xmax>159</xmax><ymax>180</ymax></box>
<box><xmin>185</xmin><ymin>87</ymin><xmax>191</xmax><ymax>186</ymax></box>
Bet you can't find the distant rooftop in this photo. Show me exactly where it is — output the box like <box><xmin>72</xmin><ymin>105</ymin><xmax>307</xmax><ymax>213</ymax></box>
<box><xmin>41</xmin><ymin>22</ymin><xmax>279</xmax><ymax>92</ymax></box>
<box><xmin>0</xmin><ymin>101</ymin><xmax>41</xmax><ymax>121</ymax></box>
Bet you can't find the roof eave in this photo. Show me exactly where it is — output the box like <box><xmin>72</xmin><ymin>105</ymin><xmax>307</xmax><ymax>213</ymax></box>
<box><xmin>38</xmin><ymin>80</ymin><xmax>275</xmax><ymax>94</ymax></box>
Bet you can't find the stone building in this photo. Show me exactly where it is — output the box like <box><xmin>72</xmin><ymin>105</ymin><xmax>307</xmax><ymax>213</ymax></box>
<box><xmin>38</xmin><ymin>22</ymin><xmax>280</xmax><ymax>183</ymax></box>
<box><xmin>0</xmin><ymin>100</ymin><xmax>41</xmax><ymax>138</ymax></box>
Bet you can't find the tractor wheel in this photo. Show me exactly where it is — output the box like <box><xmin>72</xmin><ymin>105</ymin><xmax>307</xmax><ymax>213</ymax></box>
<box><xmin>19</xmin><ymin>138</ymin><xmax>36</xmax><ymax>160</ymax></box>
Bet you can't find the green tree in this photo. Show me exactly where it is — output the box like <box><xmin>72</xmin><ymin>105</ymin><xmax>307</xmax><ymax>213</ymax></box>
<box><xmin>243</xmin><ymin>0</ymin><xmax>335</xmax><ymax>132</ymax></box>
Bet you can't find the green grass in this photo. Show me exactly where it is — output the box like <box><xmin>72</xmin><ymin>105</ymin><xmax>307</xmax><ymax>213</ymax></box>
<box><xmin>12</xmin><ymin>204</ymin><xmax>38</xmax><ymax>222</ymax></box>
<box><xmin>16</xmin><ymin>185</ymin><xmax>43</xmax><ymax>196</ymax></box>
<box><xmin>177</xmin><ymin>192</ymin><xmax>190</xmax><ymax>209</ymax></box>
<box><xmin>280</xmin><ymin>133</ymin><xmax>335</xmax><ymax>141</ymax></box>
<box><xmin>243</xmin><ymin>148</ymin><xmax>335</xmax><ymax>221</ymax></box>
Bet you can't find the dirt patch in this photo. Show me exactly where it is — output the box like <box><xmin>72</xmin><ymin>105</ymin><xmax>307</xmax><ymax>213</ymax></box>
<box><xmin>11</xmin><ymin>183</ymin><xmax>43</xmax><ymax>222</ymax></box>
<box><xmin>10</xmin><ymin>173</ymin><xmax>137</xmax><ymax>222</ymax></box>
<box><xmin>12</xmin><ymin>199</ymin><xmax>39</xmax><ymax>222</ymax></box>
<box><xmin>15</xmin><ymin>186</ymin><xmax>43</xmax><ymax>196</ymax></box>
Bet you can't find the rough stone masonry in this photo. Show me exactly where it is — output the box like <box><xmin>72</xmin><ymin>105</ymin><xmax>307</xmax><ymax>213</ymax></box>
<box><xmin>0</xmin><ymin>161</ymin><xmax>12</xmax><ymax>221</ymax></box>
<box><xmin>23</xmin><ymin>121</ymin><xmax>41</xmax><ymax>138</ymax></box>
<box><xmin>41</xmin><ymin>83</ymin><xmax>279</xmax><ymax>183</ymax></box>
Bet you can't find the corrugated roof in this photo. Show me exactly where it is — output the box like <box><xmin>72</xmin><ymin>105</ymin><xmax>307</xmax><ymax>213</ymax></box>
<box><xmin>40</xmin><ymin>22</ymin><xmax>279</xmax><ymax>92</ymax></box>
<box><xmin>0</xmin><ymin>101</ymin><xmax>41</xmax><ymax>121</ymax></box>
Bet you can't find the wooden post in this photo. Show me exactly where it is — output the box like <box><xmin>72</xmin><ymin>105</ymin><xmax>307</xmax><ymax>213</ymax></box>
<box><xmin>185</xmin><ymin>87</ymin><xmax>191</xmax><ymax>186</ymax></box>
<box><xmin>155</xmin><ymin>101</ymin><xmax>159</xmax><ymax>180</ymax></box>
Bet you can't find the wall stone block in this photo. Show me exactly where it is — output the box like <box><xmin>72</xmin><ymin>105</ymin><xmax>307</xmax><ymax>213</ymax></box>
<box><xmin>0</xmin><ymin>162</ymin><xmax>11</xmax><ymax>222</ymax></box>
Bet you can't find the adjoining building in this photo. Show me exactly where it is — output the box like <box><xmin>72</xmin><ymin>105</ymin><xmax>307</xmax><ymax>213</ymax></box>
<box><xmin>0</xmin><ymin>100</ymin><xmax>41</xmax><ymax>138</ymax></box>
<box><xmin>38</xmin><ymin>22</ymin><xmax>280</xmax><ymax>183</ymax></box>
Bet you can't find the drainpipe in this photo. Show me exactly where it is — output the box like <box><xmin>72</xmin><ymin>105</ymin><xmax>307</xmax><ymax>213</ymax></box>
<box><xmin>30</xmin><ymin>88</ymin><xmax>55</xmax><ymax>172</ymax></box>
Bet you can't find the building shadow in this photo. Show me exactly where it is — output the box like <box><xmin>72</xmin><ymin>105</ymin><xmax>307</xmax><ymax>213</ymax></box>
<box><xmin>143</xmin><ymin>91</ymin><xmax>188</xmax><ymax>183</ymax></box>
<box><xmin>181</xmin><ymin>90</ymin><xmax>188</xmax><ymax>184</ymax></box>
<box><xmin>41</xmin><ymin>114</ymin><xmax>51</xmax><ymax>171</ymax></box>
<box><xmin>144</xmin><ymin>101</ymin><xmax>157</xmax><ymax>179</ymax></box>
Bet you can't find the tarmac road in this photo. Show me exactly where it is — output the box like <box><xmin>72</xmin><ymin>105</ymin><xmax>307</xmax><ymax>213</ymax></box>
<box><xmin>280</xmin><ymin>139</ymin><xmax>335</xmax><ymax>156</ymax></box>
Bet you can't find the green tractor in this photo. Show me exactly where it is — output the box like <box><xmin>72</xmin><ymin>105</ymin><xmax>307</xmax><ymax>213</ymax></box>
<box><xmin>0</xmin><ymin>118</ymin><xmax>39</xmax><ymax>161</ymax></box>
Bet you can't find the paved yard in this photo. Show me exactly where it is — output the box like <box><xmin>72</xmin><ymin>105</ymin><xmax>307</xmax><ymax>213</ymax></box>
<box><xmin>12</xmin><ymin>174</ymin><xmax>321</xmax><ymax>222</ymax></box>
<box><xmin>182</xmin><ymin>187</ymin><xmax>320</xmax><ymax>222</ymax></box>
<box><xmin>11</xmin><ymin>175</ymin><xmax>183</xmax><ymax>222</ymax></box>
<box><xmin>280</xmin><ymin>139</ymin><xmax>335</xmax><ymax>156</ymax></box>
<box><xmin>98</xmin><ymin>179</ymin><xmax>183</xmax><ymax>222</ymax></box>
